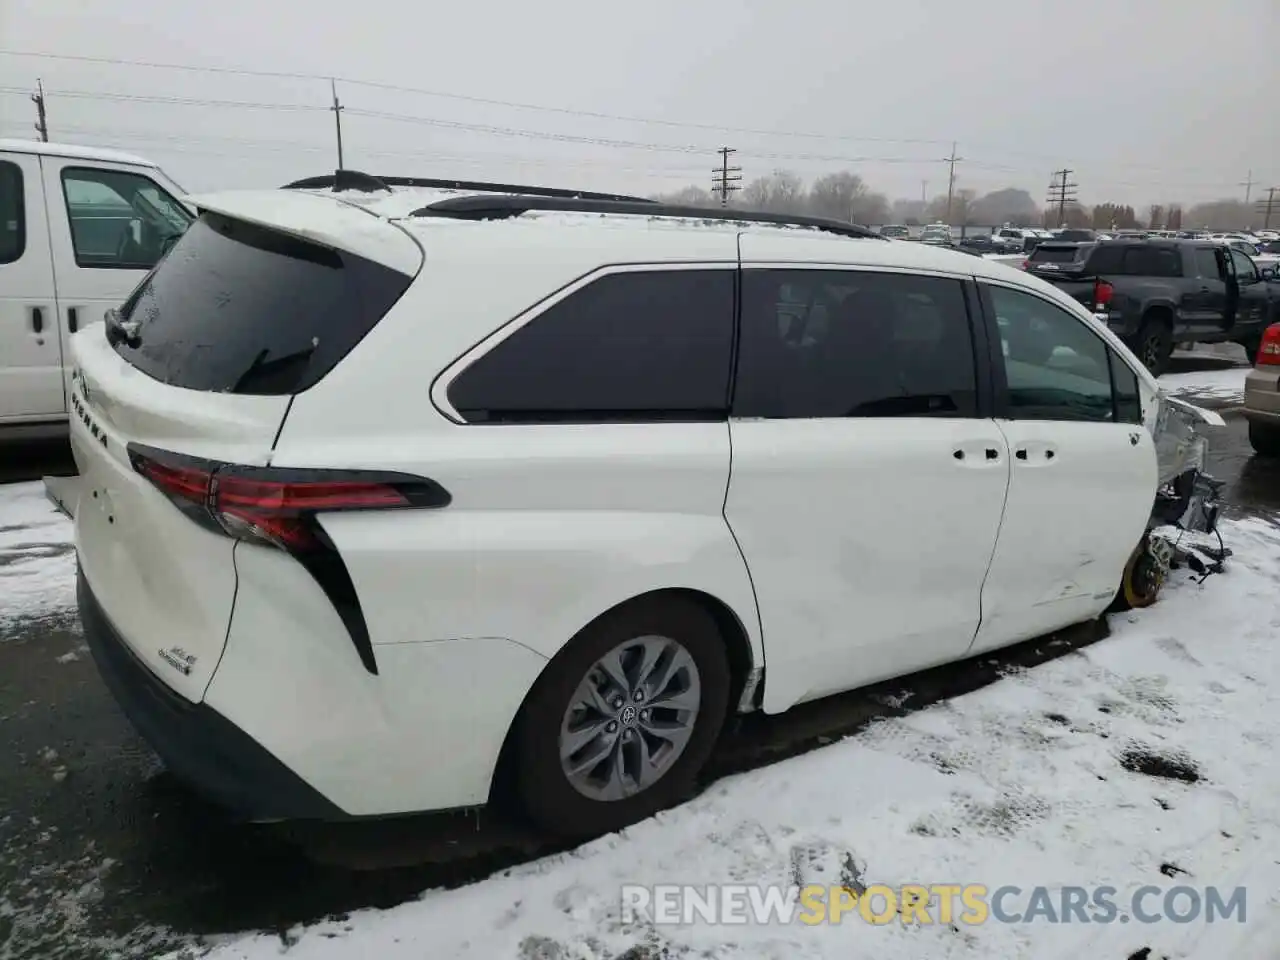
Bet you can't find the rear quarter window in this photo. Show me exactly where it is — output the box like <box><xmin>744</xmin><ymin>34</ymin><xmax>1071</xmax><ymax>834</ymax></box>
<box><xmin>446</xmin><ymin>269</ymin><xmax>736</xmax><ymax>424</ymax></box>
<box><xmin>112</xmin><ymin>212</ymin><xmax>414</xmax><ymax>394</ymax></box>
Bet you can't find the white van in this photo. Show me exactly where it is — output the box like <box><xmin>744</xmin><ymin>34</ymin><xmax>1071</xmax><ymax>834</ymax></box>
<box><xmin>0</xmin><ymin>139</ymin><xmax>192</xmax><ymax>440</ymax></box>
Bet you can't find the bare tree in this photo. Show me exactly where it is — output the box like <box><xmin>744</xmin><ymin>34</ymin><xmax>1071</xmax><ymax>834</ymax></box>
<box><xmin>808</xmin><ymin>171</ymin><xmax>866</xmax><ymax>221</ymax></box>
<box><xmin>1184</xmin><ymin>199</ymin><xmax>1254</xmax><ymax>231</ymax></box>
<box><xmin>1147</xmin><ymin>205</ymin><xmax>1165</xmax><ymax>230</ymax></box>
<box><xmin>741</xmin><ymin>170</ymin><xmax>806</xmax><ymax>213</ymax></box>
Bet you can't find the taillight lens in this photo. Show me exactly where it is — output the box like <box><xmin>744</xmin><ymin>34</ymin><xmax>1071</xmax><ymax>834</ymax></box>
<box><xmin>1020</xmin><ymin>259</ymin><xmax>1029</xmax><ymax>270</ymax></box>
<box><xmin>1094</xmin><ymin>280</ymin><xmax>1114</xmax><ymax>310</ymax></box>
<box><xmin>1258</xmin><ymin>324</ymin><xmax>1280</xmax><ymax>367</ymax></box>
<box><xmin>128</xmin><ymin>445</ymin><xmax>450</xmax><ymax>552</ymax></box>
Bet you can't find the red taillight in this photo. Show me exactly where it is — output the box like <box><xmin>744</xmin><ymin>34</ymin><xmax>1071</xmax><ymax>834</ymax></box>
<box><xmin>1258</xmin><ymin>324</ymin><xmax>1280</xmax><ymax>367</ymax></box>
<box><xmin>128</xmin><ymin>445</ymin><xmax>449</xmax><ymax>552</ymax></box>
<box><xmin>1020</xmin><ymin>259</ymin><xmax>1029</xmax><ymax>270</ymax></box>
<box><xmin>1093</xmin><ymin>280</ymin><xmax>1114</xmax><ymax>310</ymax></box>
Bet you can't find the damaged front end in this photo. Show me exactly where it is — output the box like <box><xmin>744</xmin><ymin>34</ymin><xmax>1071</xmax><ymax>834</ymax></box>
<box><xmin>1142</xmin><ymin>394</ymin><xmax>1231</xmax><ymax>588</ymax></box>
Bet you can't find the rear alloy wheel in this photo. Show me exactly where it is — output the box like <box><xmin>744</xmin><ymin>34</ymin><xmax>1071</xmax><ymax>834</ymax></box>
<box><xmin>516</xmin><ymin>596</ymin><xmax>729</xmax><ymax>838</ymax></box>
<box><xmin>1248</xmin><ymin>420</ymin><xmax>1280</xmax><ymax>457</ymax></box>
<box><xmin>1132</xmin><ymin>319</ymin><xmax>1173</xmax><ymax>376</ymax></box>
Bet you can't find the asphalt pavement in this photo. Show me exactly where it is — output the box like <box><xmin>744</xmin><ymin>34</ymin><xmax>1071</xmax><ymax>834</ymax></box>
<box><xmin>1</xmin><ymin>381</ymin><xmax>1276</xmax><ymax>959</ymax></box>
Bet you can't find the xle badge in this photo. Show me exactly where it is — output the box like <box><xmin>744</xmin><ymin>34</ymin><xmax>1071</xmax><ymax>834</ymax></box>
<box><xmin>159</xmin><ymin>647</ymin><xmax>197</xmax><ymax>676</ymax></box>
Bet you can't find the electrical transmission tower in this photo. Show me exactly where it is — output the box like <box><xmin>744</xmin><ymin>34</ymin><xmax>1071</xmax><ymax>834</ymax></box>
<box><xmin>711</xmin><ymin>147</ymin><xmax>741</xmax><ymax>207</ymax></box>
<box><xmin>1257</xmin><ymin>187</ymin><xmax>1279</xmax><ymax>230</ymax></box>
<box><xmin>31</xmin><ymin>79</ymin><xmax>48</xmax><ymax>142</ymax></box>
<box><xmin>1046</xmin><ymin>169</ymin><xmax>1078</xmax><ymax>226</ymax></box>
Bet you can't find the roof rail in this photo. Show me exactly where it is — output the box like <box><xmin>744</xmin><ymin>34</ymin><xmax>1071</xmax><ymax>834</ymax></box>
<box><xmin>410</xmin><ymin>195</ymin><xmax>886</xmax><ymax>240</ymax></box>
<box><xmin>281</xmin><ymin>170</ymin><xmax>654</xmax><ymax>203</ymax></box>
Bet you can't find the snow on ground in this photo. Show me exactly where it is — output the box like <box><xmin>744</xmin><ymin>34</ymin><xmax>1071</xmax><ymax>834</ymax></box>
<box><xmin>0</xmin><ymin>481</ymin><xmax>76</xmax><ymax>635</ymax></box>
<box><xmin>193</xmin><ymin>517</ymin><xmax>1280</xmax><ymax>960</ymax></box>
<box><xmin>1159</xmin><ymin>366</ymin><xmax>1249</xmax><ymax>405</ymax></box>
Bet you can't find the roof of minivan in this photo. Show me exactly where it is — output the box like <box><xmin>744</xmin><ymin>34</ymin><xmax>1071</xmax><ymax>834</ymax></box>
<box><xmin>0</xmin><ymin>138</ymin><xmax>158</xmax><ymax>167</ymax></box>
<box><xmin>191</xmin><ymin>184</ymin><xmax>1045</xmax><ymax>286</ymax></box>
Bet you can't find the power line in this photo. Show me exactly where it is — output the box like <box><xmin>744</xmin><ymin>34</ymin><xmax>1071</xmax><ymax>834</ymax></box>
<box><xmin>1047</xmin><ymin>168</ymin><xmax>1078</xmax><ymax>225</ymax></box>
<box><xmin>711</xmin><ymin>147</ymin><xmax>742</xmax><ymax>206</ymax></box>
<box><xmin>0</xmin><ymin>48</ymin><xmax>946</xmax><ymax>147</ymax></box>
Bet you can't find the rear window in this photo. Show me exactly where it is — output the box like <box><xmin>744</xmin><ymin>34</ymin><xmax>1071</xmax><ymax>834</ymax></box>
<box><xmin>1030</xmin><ymin>244</ymin><xmax>1088</xmax><ymax>264</ymax></box>
<box><xmin>112</xmin><ymin>212</ymin><xmax>413</xmax><ymax>394</ymax></box>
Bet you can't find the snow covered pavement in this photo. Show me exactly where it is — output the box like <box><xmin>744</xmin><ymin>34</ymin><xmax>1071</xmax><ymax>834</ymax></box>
<box><xmin>1159</xmin><ymin>366</ymin><xmax>1249</xmax><ymax>408</ymax></box>
<box><xmin>1</xmin><ymin>474</ymin><xmax>1278</xmax><ymax>959</ymax></box>
<box><xmin>0</xmin><ymin>481</ymin><xmax>77</xmax><ymax>636</ymax></box>
<box><xmin>189</xmin><ymin>518</ymin><xmax>1280</xmax><ymax>960</ymax></box>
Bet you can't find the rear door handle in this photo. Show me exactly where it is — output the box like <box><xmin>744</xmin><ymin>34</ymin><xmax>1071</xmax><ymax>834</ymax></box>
<box><xmin>952</xmin><ymin>444</ymin><xmax>1003</xmax><ymax>465</ymax></box>
<box><xmin>67</xmin><ymin>307</ymin><xmax>78</xmax><ymax>334</ymax></box>
<box><xmin>1015</xmin><ymin>446</ymin><xmax>1057</xmax><ymax>462</ymax></box>
<box><xmin>30</xmin><ymin>306</ymin><xmax>43</xmax><ymax>334</ymax></box>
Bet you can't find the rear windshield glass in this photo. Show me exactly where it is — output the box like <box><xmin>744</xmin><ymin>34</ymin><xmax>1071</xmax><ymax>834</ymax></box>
<box><xmin>1030</xmin><ymin>245</ymin><xmax>1087</xmax><ymax>264</ymax></box>
<box><xmin>112</xmin><ymin>212</ymin><xmax>413</xmax><ymax>394</ymax></box>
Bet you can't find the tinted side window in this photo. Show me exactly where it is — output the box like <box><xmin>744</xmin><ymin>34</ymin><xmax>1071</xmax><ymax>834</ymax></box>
<box><xmin>61</xmin><ymin>167</ymin><xmax>192</xmax><ymax>270</ymax></box>
<box><xmin>1123</xmin><ymin>247</ymin><xmax>1181</xmax><ymax>277</ymax></box>
<box><xmin>0</xmin><ymin>161</ymin><xmax>24</xmax><ymax>265</ymax></box>
<box><xmin>448</xmin><ymin>270</ymin><xmax>734</xmax><ymax>423</ymax></box>
<box><xmin>988</xmin><ymin>285</ymin><xmax>1115</xmax><ymax>423</ymax></box>
<box><xmin>1084</xmin><ymin>245</ymin><xmax>1123</xmax><ymax>273</ymax></box>
<box><xmin>1109</xmin><ymin>350</ymin><xmax>1143</xmax><ymax>424</ymax></box>
<box><xmin>734</xmin><ymin>270</ymin><xmax>977</xmax><ymax>419</ymax></box>
<box><xmin>1194</xmin><ymin>248</ymin><xmax>1222</xmax><ymax>280</ymax></box>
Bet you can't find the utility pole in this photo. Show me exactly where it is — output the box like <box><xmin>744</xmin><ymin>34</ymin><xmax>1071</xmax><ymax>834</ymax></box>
<box><xmin>942</xmin><ymin>142</ymin><xmax>963</xmax><ymax>224</ymax></box>
<box><xmin>1257</xmin><ymin>187</ymin><xmax>1279</xmax><ymax>230</ymax></box>
<box><xmin>711</xmin><ymin>147</ymin><xmax>741</xmax><ymax>207</ymax></box>
<box><xmin>329</xmin><ymin>79</ymin><xmax>345</xmax><ymax>171</ymax></box>
<box><xmin>31</xmin><ymin>78</ymin><xmax>48</xmax><ymax>142</ymax></box>
<box><xmin>1240</xmin><ymin>170</ymin><xmax>1255</xmax><ymax>205</ymax></box>
<box><xmin>920</xmin><ymin>180</ymin><xmax>928</xmax><ymax>203</ymax></box>
<box><xmin>1046</xmin><ymin>168</ymin><xmax>1078</xmax><ymax>226</ymax></box>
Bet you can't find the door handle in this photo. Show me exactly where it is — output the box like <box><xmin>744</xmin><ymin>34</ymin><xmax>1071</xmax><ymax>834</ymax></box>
<box><xmin>30</xmin><ymin>306</ymin><xmax>43</xmax><ymax>334</ymax></box>
<box><xmin>68</xmin><ymin>307</ymin><xmax>78</xmax><ymax>334</ymax></box>
<box><xmin>953</xmin><ymin>445</ymin><xmax>1002</xmax><ymax>465</ymax></box>
<box><xmin>1015</xmin><ymin>446</ymin><xmax>1057</xmax><ymax>462</ymax></box>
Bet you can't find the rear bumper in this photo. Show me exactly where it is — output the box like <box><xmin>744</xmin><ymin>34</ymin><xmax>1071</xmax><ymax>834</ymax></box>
<box><xmin>1243</xmin><ymin>368</ymin><xmax>1280</xmax><ymax>422</ymax></box>
<box><xmin>78</xmin><ymin>566</ymin><xmax>346</xmax><ymax>821</ymax></box>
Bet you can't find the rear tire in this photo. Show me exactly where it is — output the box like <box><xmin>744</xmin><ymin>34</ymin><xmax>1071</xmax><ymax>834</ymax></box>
<box><xmin>515</xmin><ymin>595</ymin><xmax>730</xmax><ymax>838</ymax></box>
<box><xmin>1248</xmin><ymin>420</ymin><xmax>1280</xmax><ymax>457</ymax></box>
<box><xmin>1130</xmin><ymin>316</ymin><xmax>1173</xmax><ymax>376</ymax></box>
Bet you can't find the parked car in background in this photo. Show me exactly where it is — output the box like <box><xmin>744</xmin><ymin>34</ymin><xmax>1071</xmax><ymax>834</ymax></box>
<box><xmin>1021</xmin><ymin>241</ymin><xmax>1095</xmax><ymax>280</ymax></box>
<box><xmin>919</xmin><ymin>222</ymin><xmax>952</xmax><ymax>244</ymax></box>
<box><xmin>879</xmin><ymin>224</ymin><xmax>911</xmax><ymax>239</ymax></box>
<box><xmin>1052</xmin><ymin>228</ymin><xmax>1098</xmax><ymax>242</ymax></box>
<box><xmin>1242</xmin><ymin>322</ymin><xmax>1280</xmax><ymax>455</ymax></box>
<box><xmin>1032</xmin><ymin>238</ymin><xmax>1277</xmax><ymax>374</ymax></box>
<box><xmin>0</xmin><ymin>139</ymin><xmax>192</xmax><ymax>441</ymax></box>
<box><xmin>68</xmin><ymin>174</ymin><xmax>1189</xmax><ymax>838</ymax></box>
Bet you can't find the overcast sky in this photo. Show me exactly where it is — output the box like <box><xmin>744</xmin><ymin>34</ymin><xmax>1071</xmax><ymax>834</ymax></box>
<box><xmin>1</xmin><ymin>0</ymin><xmax>1276</xmax><ymax>210</ymax></box>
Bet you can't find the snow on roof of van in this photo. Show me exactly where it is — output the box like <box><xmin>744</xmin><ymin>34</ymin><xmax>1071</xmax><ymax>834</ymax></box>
<box><xmin>0</xmin><ymin>138</ymin><xmax>159</xmax><ymax>168</ymax></box>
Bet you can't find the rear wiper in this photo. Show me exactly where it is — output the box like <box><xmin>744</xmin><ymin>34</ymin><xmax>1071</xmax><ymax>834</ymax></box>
<box><xmin>228</xmin><ymin>342</ymin><xmax>318</xmax><ymax>393</ymax></box>
<box><xmin>104</xmin><ymin>307</ymin><xmax>142</xmax><ymax>348</ymax></box>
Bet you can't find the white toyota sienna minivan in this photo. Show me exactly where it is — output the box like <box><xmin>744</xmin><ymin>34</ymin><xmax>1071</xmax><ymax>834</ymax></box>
<box><xmin>69</xmin><ymin>173</ymin><xmax>1162</xmax><ymax>838</ymax></box>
